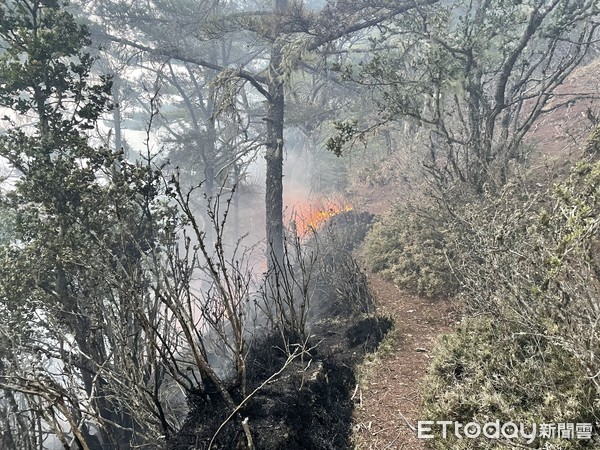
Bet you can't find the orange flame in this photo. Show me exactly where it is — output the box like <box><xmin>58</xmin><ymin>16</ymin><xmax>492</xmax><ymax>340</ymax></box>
<box><xmin>288</xmin><ymin>199</ymin><xmax>353</xmax><ymax>237</ymax></box>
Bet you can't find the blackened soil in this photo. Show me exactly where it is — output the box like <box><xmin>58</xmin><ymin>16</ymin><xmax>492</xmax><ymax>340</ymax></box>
<box><xmin>170</xmin><ymin>309</ymin><xmax>391</xmax><ymax>450</ymax></box>
<box><xmin>347</xmin><ymin>316</ymin><xmax>393</xmax><ymax>353</ymax></box>
<box><xmin>169</xmin><ymin>211</ymin><xmax>387</xmax><ymax>449</ymax></box>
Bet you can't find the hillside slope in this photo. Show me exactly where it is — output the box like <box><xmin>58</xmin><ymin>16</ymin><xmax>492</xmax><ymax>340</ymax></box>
<box><xmin>348</xmin><ymin>57</ymin><xmax>600</xmax><ymax>450</ymax></box>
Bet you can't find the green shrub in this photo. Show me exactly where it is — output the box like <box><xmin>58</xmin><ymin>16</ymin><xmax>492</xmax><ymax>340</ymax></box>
<box><xmin>364</xmin><ymin>204</ymin><xmax>459</xmax><ymax>298</ymax></box>
<box><xmin>421</xmin><ymin>159</ymin><xmax>600</xmax><ymax>449</ymax></box>
<box><xmin>422</xmin><ymin>317</ymin><xmax>598</xmax><ymax>450</ymax></box>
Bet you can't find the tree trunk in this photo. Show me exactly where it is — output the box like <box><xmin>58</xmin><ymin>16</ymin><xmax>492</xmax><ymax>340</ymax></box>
<box><xmin>265</xmin><ymin>0</ymin><xmax>287</xmax><ymax>272</ymax></box>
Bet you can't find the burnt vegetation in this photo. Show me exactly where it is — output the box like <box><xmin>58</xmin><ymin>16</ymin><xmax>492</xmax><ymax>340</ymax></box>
<box><xmin>168</xmin><ymin>210</ymin><xmax>390</xmax><ymax>450</ymax></box>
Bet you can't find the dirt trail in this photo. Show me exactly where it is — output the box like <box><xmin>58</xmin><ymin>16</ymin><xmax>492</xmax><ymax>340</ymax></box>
<box><xmin>351</xmin><ymin>272</ymin><xmax>455</xmax><ymax>449</ymax></box>
<box><xmin>347</xmin><ymin>184</ymin><xmax>455</xmax><ymax>449</ymax></box>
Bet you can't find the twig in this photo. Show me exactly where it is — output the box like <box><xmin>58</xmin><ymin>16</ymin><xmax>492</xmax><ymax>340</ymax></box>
<box><xmin>397</xmin><ymin>410</ymin><xmax>417</xmax><ymax>432</ymax></box>
<box><xmin>241</xmin><ymin>418</ymin><xmax>254</xmax><ymax>450</ymax></box>
<box><xmin>208</xmin><ymin>348</ymin><xmax>304</xmax><ymax>449</ymax></box>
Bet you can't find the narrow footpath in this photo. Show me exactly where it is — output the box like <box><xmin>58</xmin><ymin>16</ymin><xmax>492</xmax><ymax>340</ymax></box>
<box><xmin>352</xmin><ymin>271</ymin><xmax>455</xmax><ymax>449</ymax></box>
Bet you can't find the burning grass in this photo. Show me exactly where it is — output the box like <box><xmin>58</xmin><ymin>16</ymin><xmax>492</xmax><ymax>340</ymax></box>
<box><xmin>288</xmin><ymin>197</ymin><xmax>353</xmax><ymax>237</ymax></box>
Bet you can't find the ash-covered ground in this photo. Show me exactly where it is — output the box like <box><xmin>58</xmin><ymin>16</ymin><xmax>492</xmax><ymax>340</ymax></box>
<box><xmin>170</xmin><ymin>211</ymin><xmax>392</xmax><ymax>450</ymax></box>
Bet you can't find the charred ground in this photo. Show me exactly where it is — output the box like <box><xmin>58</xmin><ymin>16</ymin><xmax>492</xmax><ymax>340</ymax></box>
<box><xmin>169</xmin><ymin>211</ymin><xmax>392</xmax><ymax>450</ymax></box>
